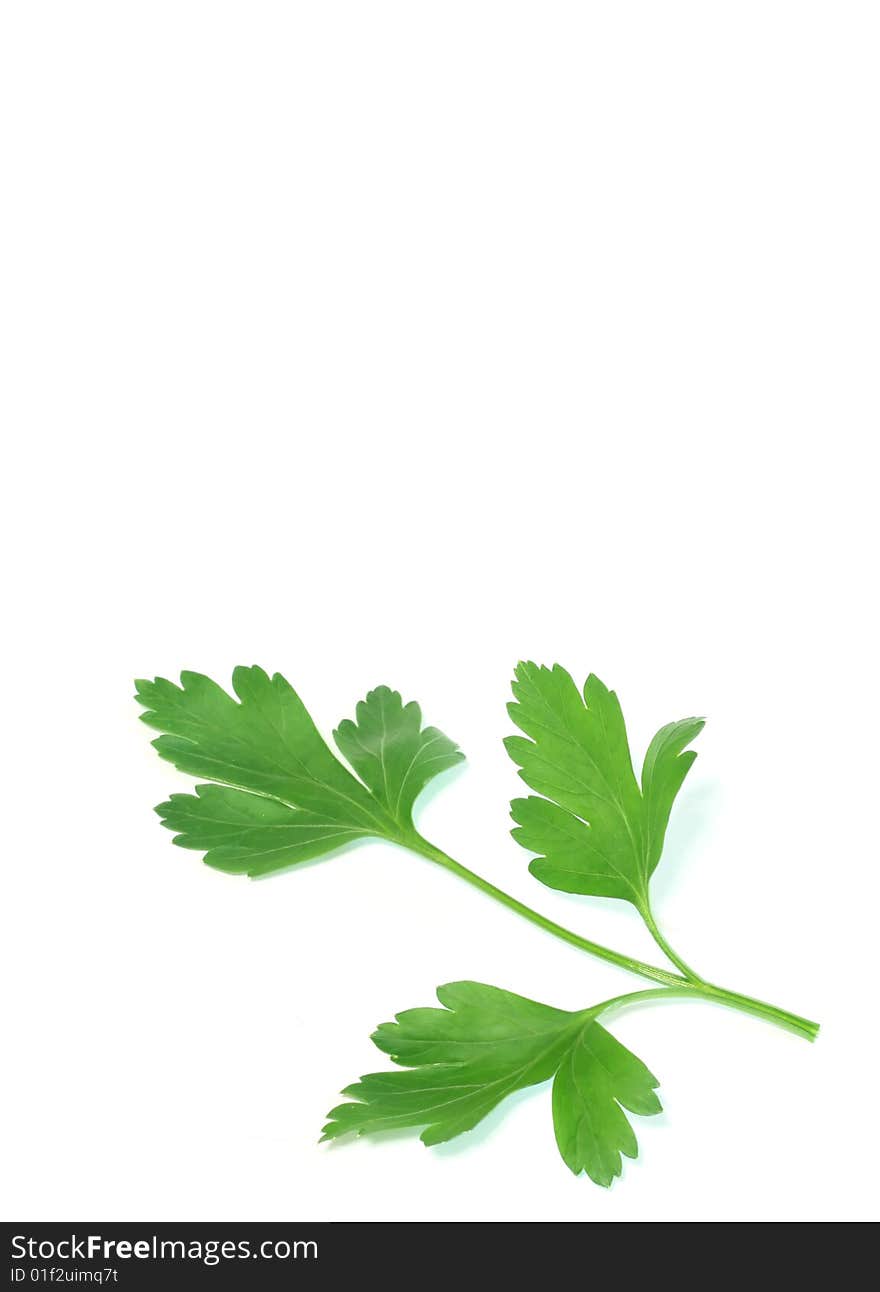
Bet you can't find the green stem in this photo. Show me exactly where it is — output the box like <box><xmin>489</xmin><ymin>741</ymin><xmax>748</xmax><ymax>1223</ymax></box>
<box><xmin>591</xmin><ymin>987</ymin><xmax>694</xmax><ymax>1017</ymax></box>
<box><xmin>689</xmin><ymin>980</ymin><xmax>820</xmax><ymax>1038</ymax></box>
<box><xmin>416</xmin><ymin>842</ymin><xmax>686</xmax><ymax>989</ymax></box>
<box><xmin>640</xmin><ymin>901</ymin><xmax>703</xmax><ymax>982</ymax></box>
<box><xmin>591</xmin><ymin>984</ymin><xmax>821</xmax><ymax>1039</ymax></box>
<box><xmin>413</xmin><ymin>839</ymin><xmax>819</xmax><ymax>1042</ymax></box>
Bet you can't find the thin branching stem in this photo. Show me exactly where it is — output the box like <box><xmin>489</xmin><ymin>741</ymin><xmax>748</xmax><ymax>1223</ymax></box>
<box><xmin>411</xmin><ymin>838</ymin><xmax>819</xmax><ymax>1042</ymax></box>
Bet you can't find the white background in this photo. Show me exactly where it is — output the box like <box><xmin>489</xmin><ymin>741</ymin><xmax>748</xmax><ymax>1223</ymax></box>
<box><xmin>1</xmin><ymin>3</ymin><xmax>877</xmax><ymax>1223</ymax></box>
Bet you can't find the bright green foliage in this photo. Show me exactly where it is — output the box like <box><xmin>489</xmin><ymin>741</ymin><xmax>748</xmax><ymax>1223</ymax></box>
<box><xmin>136</xmin><ymin>660</ymin><xmax>817</xmax><ymax>1186</ymax></box>
<box><xmin>334</xmin><ymin>685</ymin><xmax>464</xmax><ymax>830</ymax></box>
<box><xmin>506</xmin><ymin>663</ymin><xmax>703</xmax><ymax>909</ymax></box>
<box><xmin>135</xmin><ymin>668</ymin><xmax>462</xmax><ymax>877</ymax></box>
<box><xmin>322</xmin><ymin>981</ymin><xmax>661</xmax><ymax>1186</ymax></box>
<box><xmin>552</xmin><ymin>1018</ymin><xmax>661</xmax><ymax>1185</ymax></box>
<box><xmin>154</xmin><ymin>784</ymin><xmax>370</xmax><ymax>877</ymax></box>
<box><xmin>641</xmin><ymin>718</ymin><xmax>706</xmax><ymax>874</ymax></box>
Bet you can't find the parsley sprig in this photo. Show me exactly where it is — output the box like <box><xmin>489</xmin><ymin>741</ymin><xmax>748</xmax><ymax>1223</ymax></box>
<box><xmin>136</xmin><ymin>664</ymin><xmax>818</xmax><ymax>1185</ymax></box>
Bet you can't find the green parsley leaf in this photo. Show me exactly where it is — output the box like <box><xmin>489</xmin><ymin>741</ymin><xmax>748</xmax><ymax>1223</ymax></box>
<box><xmin>135</xmin><ymin>668</ymin><xmax>462</xmax><ymax>876</ymax></box>
<box><xmin>333</xmin><ymin>684</ymin><xmax>465</xmax><ymax>830</ymax></box>
<box><xmin>153</xmin><ymin>784</ymin><xmax>370</xmax><ymax>877</ymax></box>
<box><xmin>641</xmin><ymin>717</ymin><xmax>707</xmax><ymax>874</ymax></box>
<box><xmin>506</xmin><ymin>663</ymin><xmax>703</xmax><ymax>910</ymax></box>
<box><xmin>552</xmin><ymin>1017</ymin><xmax>662</xmax><ymax>1184</ymax></box>
<box><xmin>322</xmin><ymin>980</ymin><xmax>661</xmax><ymax>1186</ymax></box>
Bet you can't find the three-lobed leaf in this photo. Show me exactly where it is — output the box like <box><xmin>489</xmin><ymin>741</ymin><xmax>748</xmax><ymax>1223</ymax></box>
<box><xmin>322</xmin><ymin>980</ymin><xmax>661</xmax><ymax>1186</ymax></box>
<box><xmin>506</xmin><ymin>663</ymin><xmax>703</xmax><ymax>910</ymax></box>
<box><xmin>136</xmin><ymin>667</ymin><xmax>462</xmax><ymax>877</ymax></box>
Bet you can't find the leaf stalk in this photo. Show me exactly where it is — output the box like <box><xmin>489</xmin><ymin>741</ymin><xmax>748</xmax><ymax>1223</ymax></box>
<box><xmin>639</xmin><ymin>900</ymin><xmax>704</xmax><ymax>982</ymax></box>
<box><xmin>412</xmin><ymin>839</ymin><xmax>819</xmax><ymax>1043</ymax></box>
